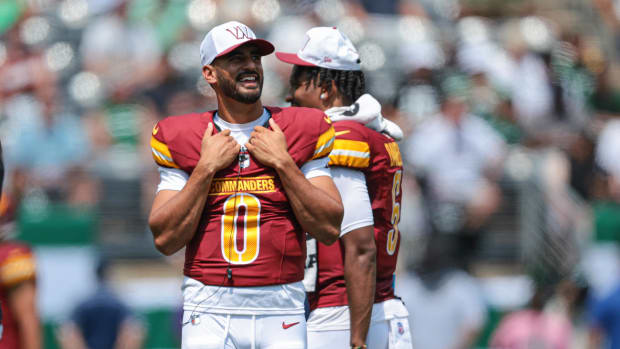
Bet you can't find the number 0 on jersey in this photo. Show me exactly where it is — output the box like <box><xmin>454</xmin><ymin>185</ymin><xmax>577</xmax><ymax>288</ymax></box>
<box><xmin>221</xmin><ymin>193</ymin><xmax>261</xmax><ymax>264</ymax></box>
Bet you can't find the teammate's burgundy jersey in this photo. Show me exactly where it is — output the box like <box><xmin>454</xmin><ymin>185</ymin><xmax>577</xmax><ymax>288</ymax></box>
<box><xmin>0</xmin><ymin>242</ymin><xmax>36</xmax><ymax>348</ymax></box>
<box><xmin>151</xmin><ymin>107</ymin><xmax>335</xmax><ymax>287</ymax></box>
<box><xmin>308</xmin><ymin>121</ymin><xmax>403</xmax><ymax>310</ymax></box>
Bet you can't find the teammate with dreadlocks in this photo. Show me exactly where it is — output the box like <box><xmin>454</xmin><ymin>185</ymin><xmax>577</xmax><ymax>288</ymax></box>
<box><xmin>277</xmin><ymin>27</ymin><xmax>412</xmax><ymax>349</ymax></box>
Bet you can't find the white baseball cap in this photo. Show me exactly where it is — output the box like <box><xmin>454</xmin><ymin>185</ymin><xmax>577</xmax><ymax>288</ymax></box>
<box><xmin>276</xmin><ymin>27</ymin><xmax>361</xmax><ymax>71</ymax></box>
<box><xmin>200</xmin><ymin>21</ymin><xmax>275</xmax><ymax>66</ymax></box>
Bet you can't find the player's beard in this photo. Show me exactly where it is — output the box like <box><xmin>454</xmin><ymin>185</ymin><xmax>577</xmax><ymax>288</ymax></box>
<box><xmin>217</xmin><ymin>70</ymin><xmax>263</xmax><ymax>104</ymax></box>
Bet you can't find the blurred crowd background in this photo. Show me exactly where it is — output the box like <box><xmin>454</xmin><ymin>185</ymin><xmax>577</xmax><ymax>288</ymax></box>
<box><xmin>2</xmin><ymin>0</ymin><xmax>620</xmax><ymax>347</ymax></box>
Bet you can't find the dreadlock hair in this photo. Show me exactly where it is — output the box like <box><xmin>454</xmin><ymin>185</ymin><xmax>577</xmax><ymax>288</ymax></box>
<box><xmin>290</xmin><ymin>65</ymin><xmax>365</xmax><ymax>105</ymax></box>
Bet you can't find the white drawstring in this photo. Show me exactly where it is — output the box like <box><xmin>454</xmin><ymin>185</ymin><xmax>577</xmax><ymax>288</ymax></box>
<box><xmin>222</xmin><ymin>314</ymin><xmax>231</xmax><ymax>348</ymax></box>
<box><xmin>251</xmin><ymin>314</ymin><xmax>256</xmax><ymax>349</ymax></box>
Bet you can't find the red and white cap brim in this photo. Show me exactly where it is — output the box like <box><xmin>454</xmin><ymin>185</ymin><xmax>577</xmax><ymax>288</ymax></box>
<box><xmin>215</xmin><ymin>39</ymin><xmax>275</xmax><ymax>60</ymax></box>
<box><xmin>275</xmin><ymin>52</ymin><xmax>316</xmax><ymax>67</ymax></box>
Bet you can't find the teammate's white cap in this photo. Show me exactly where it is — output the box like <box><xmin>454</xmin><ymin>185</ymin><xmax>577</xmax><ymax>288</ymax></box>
<box><xmin>275</xmin><ymin>27</ymin><xmax>361</xmax><ymax>71</ymax></box>
<box><xmin>200</xmin><ymin>21</ymin><xmax>275</xmax><ymax>66</ymax></box>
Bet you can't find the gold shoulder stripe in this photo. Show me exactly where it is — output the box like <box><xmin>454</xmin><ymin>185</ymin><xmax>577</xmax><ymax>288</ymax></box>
<box><xmin>312</xmin><ymin>125</ymin><xmax>335</xmax><ymax>159</ymax></box>
<box><xmin>329</xmin><ymin>139</ymin><xmax>370</xmax><ymax>168</ymax></box>
<box><xmin>151</xmin><ymin>136</ymin><xmax>180</xmax><ymax>169</ymax></box>
<box><xmin>0</xmin><ymin>254</ymin><xmax>35</xmax><ymax>287</ymax></box>
<box><xmin>332</xmin><ymin>139</ymin><xmax>369</xmax><ymax>153</ymax></box>
<box><xmin>334</xmin><ymin>130</ymin><xmax>350</xmax><ymax>137</ymax></box>
<box><xmin>329</xmin><ymin>154</ymin><xmax>370</xmax><ymax>168</ymax></box>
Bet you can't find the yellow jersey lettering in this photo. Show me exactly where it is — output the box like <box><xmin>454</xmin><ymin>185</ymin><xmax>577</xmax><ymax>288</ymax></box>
<box><xmin>384</xmin><ymin>142</ymin><xmax>403</xmax><ymax>167</ymax></box>
<box><xmin>209</xmin><ymin>177</ymin><xmax>277</xmax><ymax>196</ymax></box>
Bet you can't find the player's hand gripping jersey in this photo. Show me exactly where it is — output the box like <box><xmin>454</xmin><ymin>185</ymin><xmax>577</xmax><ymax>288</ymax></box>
<box><xmin>151</xmin><ymin>107</ymin><xmax>334</xmax><ymax>287</ymax></box>
<box><xmin>307</xmin><ymin>120</ymin><xmax>403</xmax><ymax>310</ymax></box>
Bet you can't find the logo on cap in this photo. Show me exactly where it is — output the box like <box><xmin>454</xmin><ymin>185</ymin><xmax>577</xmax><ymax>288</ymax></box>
<box><xmin>226</xmin><ymin>25</ymin><xmax>252</xmax><ymax>40</ymax></box>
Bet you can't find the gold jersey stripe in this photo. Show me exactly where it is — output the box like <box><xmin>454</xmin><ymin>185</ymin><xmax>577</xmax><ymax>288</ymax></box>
<box><xmin>329</xmin><ymin>154</ymin><xmax>370</xmax><ymax>168</ymax></box>
<box><xmin>151</xmin><ymin>136</ymin><xmax>180</xmax><ymax>169</ymax></box>
<box><xmin>329</xmin><ymin>139</ymin><xmax>371</xmax><ymax>168</ymax></box>
<box><xmin>332</xmin><ymin>139</ymin><xmax>370</xmax><ymax>153</ymax></box>
<box><xmin>0</xmin><ymin>254</ymin><xmax>35</xmax><ymax>287</ymax></box>
<box><xmin>312</xmin><ymin>125</ymin><xmax>335</xmax><ymax>159</ymax></box>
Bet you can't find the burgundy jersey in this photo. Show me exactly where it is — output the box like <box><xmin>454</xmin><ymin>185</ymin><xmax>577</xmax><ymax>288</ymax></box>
<box><xmin>308</xmin><ymin>121</ymin><xmax>403</xmax><ymax>310</ymax></box>
<box><xmin>0</xmin><ymin>242</ymin><xmax>36</xmax><ymax>348</ymax></box>
<box><xmin>151</xmin><ymin>107</ymin><xmax>335</xmax><ymax>287</ymax></box>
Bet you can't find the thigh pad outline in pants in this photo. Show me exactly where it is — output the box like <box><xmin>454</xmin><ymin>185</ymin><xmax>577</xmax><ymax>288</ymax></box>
<box><xmin>182</xmin><ymin>311</ymin><xmax>235</xmax><ymax>349</ymax></box>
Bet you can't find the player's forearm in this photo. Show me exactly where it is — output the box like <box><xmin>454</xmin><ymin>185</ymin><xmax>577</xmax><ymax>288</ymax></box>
<box><xmin>19</xmin><ymin>317</ymin><xmax>41</xmax><ymax>349</ymax></box>
<box><xmin>149</xmin><ymin>164</ymin><xmax>215</xmax><ymax>255</ymax></box>
<box><xmin>274</xmin><ymin>159</ymin><xmax>343</xmax><ymax>245</ymax></box>
<box><xmin>344</xmin><ymin>227</ymin><xmax>377</xmax><ymax>346</ymax></box>
<box><xmin>10</xmin><ymin>282</ymin><xmax>41</xmax><ymax>349</ymax></box>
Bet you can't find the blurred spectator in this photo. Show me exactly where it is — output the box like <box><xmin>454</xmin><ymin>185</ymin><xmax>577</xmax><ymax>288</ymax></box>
<box><xmin>84</xmin><ymin>94</ymin><xmax>157</xmax><ymax>180</ymax></box>
<box><xmin>395</xmin><ymin>61</ymin><xmax>442</xmax><ymax>127</ymax></box>
<box><xmin>588</xmin><ymin>266</ymin><xmax>620</xmax><ymax>349</ymax></box>
<box><xmin>545</xmin><ymin>33</ymin><xmax>597</xmax><ymax>130</ymax></box>
<box><xmin>480</xmin><ymin>95</ymin><xmax>523</xmax><ymax>145</ymax></box>
<box><xmin>501</xmin><ymin>23</ymin><xmax>554</xmax><ymax>132</ymax></box>
<box><xmin>584</xmin><ymin>246</ymin><xmax>620</xmax><ymax>349</ymax></box>
<box><xmin>396</xmin><ymin>234</ymin><xmax>487</xmax><ymax>349</ymax></box>
<box><xmin>57</xmin><ymin>258</ymin><xmax>144</xmax><ymax>349</ymax></box>
<box><xmin>490</xmin><ymin>285</ymin><xmax>573</xmax><ymax>349</ymax></box>
<box><xmin>7</xmin><ymin>88</ymin><xmax>96</xmax><ymax>205</ymax></box>
<box><xmin>347</xmin><ymin>0</ymin><xmax>401</xmax><ymax>16</ymax></box>
<box><xmin>0</xmin><ymin>25</ymin><xmax>55</xmax><ymax>103</ymax></box>
<box><xmin>406</xmin><ymin>73</ymin><xmax>506</xmax><ymax>267</ymax></box>
<box><xmin>588</xmin><ymin>66</ymin><xmax>620</xmax><ymax>120</ymax></box>
<box><xmin>80</xmin><ymin>0</ymin><xmax>163</xmax><ymax>100</ymax></box>
<box><xmin>592</xmin><ymin>119</ymin><xmax>620</xmax><ymax>244</ymax></box>
<box><xmin>566</xmin><ymin>132</ymin><xmax>596</xmax><ymax>201</ymax></box>
<box><xmin>0</xmin><ymin>239</ymin><xmax>41</xmax><ymax>349</ymax></box>
<box><xmin>596</xmin><ymin>119</ymin><xmax>620</xmax><ymax>185</ymax></box>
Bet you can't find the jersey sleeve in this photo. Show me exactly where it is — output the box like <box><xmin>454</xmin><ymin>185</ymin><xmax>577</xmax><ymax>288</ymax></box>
<box><xmin>0</xmin><ymin>245</ymin><xmax>36</xmax><ymax>288</ymax></box>
<box><xmin>310</xmin><ymin>116</ymin><xmax>336</xmax><ymax>161</ymax></box>
<box><xmin>157</xmin><ymin>167</ymin><xmax>189</xmax><ymax>192</ymax></box>
<box><xmin>328</xmin><ymin>125</ymin><xmax>370</xmax><ymax>169</ymax></box>
<box><xmin>150</xmin><ymin>122</ymin><xmax>180</xmax><ymax>169</ymax></box>
<box><xmin>331</xmin><ymin>167</ymin><xmax>373</xmax><ymax>236</ymax></box>
<box><xmin>301</xmin><ymin>157</ymin><xmax>331</xmax><ymax>179</ymax></box>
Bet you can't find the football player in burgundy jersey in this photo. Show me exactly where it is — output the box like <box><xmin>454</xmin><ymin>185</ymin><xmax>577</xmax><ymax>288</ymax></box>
<box><xmin>0</xmin><ymin>142</ymin><xmax>42</xmax><ymax>349</ymax></box>
<box><xmin>277</xmin><ymin>27</ymin><xmax>412</xmax><ymax>349</ymax></box>
<box><xmin>148</xmin><ymin>22</ymin><xmax>343</xmax><ymax>349</ymax></box>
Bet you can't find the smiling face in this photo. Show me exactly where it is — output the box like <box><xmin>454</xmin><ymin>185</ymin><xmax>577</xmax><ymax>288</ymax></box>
<box><xmin>209</xmin><ymin>44</ymin><xmax>264</xmax><ymax>104</ymax></box>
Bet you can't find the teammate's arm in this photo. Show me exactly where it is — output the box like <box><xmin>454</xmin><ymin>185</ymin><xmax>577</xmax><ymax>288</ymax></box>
<box><xmin>9</xmin><ymin>280</ymin><xmax>41</xmax><ymax>349</ymax></box>
<box><xmin>343</xmin><ymin>226</ymin><xmax>376</xmax><ymax>347</ymax></box>
<box><xmin>332</xmin><ymin>167</ymin><xmax>376</xmax><ymax>347</ymax></box>
<box><xmin>246</xmin><ymin>119</ymin><xmax>343</xmax><ymax>245</ymax></box>
<box><xmin>149</xmin><ymin>123</ymin><xmax>240</xmax><ymax>255</ymax></box>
